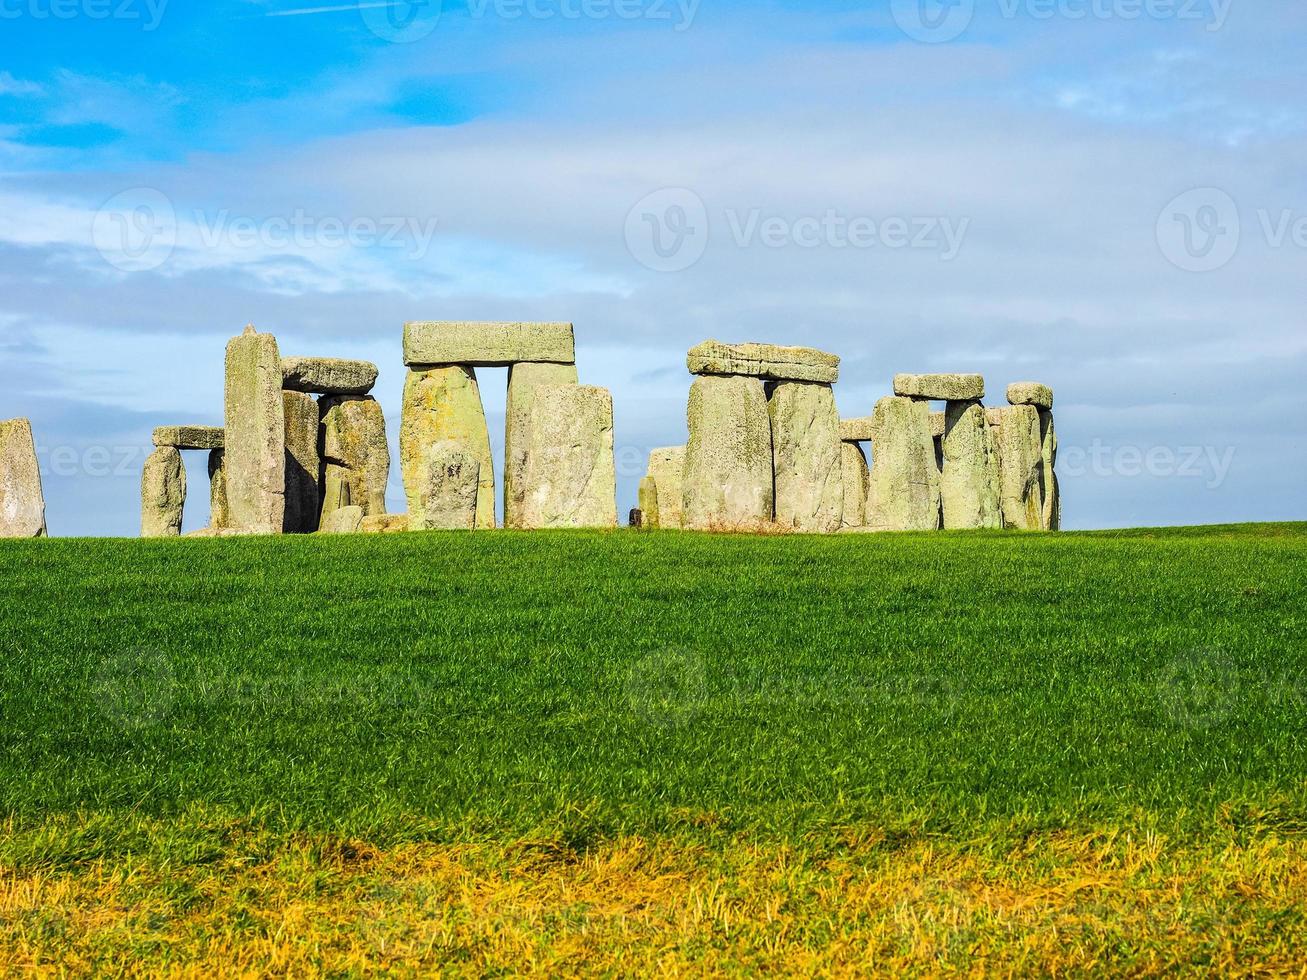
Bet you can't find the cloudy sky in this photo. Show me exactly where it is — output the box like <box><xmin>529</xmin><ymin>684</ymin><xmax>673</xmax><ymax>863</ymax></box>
<box><xmin>1</xmin><ymin>0</ymin><xmax>1303</xmax><ymax>534</ymax></box>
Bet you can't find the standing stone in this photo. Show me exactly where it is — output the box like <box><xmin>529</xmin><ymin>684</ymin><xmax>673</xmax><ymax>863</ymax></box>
<box><xmin>992</xmin><ymin>405</ymin><xmax>1044</xmax><ymax>530</ymax></box>
<box><xmin>516</xmin><ymin>385</ymin><xmax>617</xmax><ymax>529</ymax></box>
<box><xmin>208</xmin><ymin>449</ymin><xmax>228</xmax><ymax>530</ymax></box>
<box><xmin>840</xmin><ymin>441</ymin><xmax>869</xmax><ymax>529</ymax></box>
<box><xmin>320</xmin><ymin>395</ymin><xmax>390</xmax><ymax>522</ymax></box>
<box><xmin>940</xmin><ymin>401</ymin><xmax>1002</xmax><ymax>530</ymax></box>
<box><xmin>224</xmin><ymin>327</ymin><xmax>285</xmax><ymax>534</ymax></box>
<box><xmin>682</xmin><ymin>375</ymin><xmax>773</xmax><ymax>531</ymax></box>
<box><xmin>419</xmin><ymin>441</ymin><xmax>480</xmax><ymax>531</ymax></box>
<box><xmin>769</xmin><ymin>381</ymin><xmax>842</xmax><ymax>533</ymax></box>
<box><xmin>638</xmin><ymin>475</ymin><xmax>660</xmax><ymax>528</ymax></box>
<box><xmin>504</xmin><ymin>361</ymin><xmax>579</xmax><ymax>529</ymax></box>
<box><xmin>865</xmin><ymin>396</ymin><xmax>940</xmax><ymax>532</ymax></box>
<box><xmin>646</xmin><ymin>446</ymin><xmax>685</xmax><ymax>529</ymax></box>
<box><xmin>283</xmin><ymin>391</ymin><xmax>321</xmax><ymax>534</ymax></box>
<box><xmin>0</xmin><ymin>419</ymin><xmax>46</xmax><ymax>538</ymax></box>
<box><xmin>1039</xmin><ymin>409</ymin><xmax>1060</xmax><ymax>531</ymax></box>
<box><xmin>141</xmin><ymin>446</ymin><xmax>186</xmax><ymax>538</ymax></box>
<box><xmin>401</xmin><ymin>366</ymin><xmax>495</xmax><ymax>529</ymax></box>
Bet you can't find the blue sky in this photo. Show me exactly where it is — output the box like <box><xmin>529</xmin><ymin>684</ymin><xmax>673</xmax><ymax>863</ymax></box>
<box><xmin>1</xmin><ymin>0</ymin><xmax>1303</xmax><ymax>534</ymax></box>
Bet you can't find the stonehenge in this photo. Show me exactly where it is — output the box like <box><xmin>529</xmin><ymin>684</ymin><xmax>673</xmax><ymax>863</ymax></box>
<box><xmin>514</xmin><ymin>385</ymin><xmax>617</xmax><ymax>529</ymax></box>
<box><xmin>141</xmin><ymin>446</ymin><xmax>186</xmax><ymax>538</ymax></box>
<box><xmin>769</xmin><ymin>381</ymin><xmax>842</xmax><ymax>533</ymax></box>
<box><xmin>682</xmin><ymin>373</ymin><xmax>774</xmax><ymax>531</ymax></box>
<box><xmin>0</xmin><ymin>418</ymin><xmax>46</xmax><ymax>538</ymax></box>
<box><xmin>640</xmin><ymin>446</ymin><xmax>685</xmax><ymax>529</ymax></box>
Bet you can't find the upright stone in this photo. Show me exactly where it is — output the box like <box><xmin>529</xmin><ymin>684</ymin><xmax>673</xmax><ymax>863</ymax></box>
<box><xmin>940</xmin><ymin>401</ymin><xmax>1002</xmax><ymax>530</ymax></box>
<box><xmin>0</xmin><ymin>419</ymin><xmax>46</xmax><ymax>538</ymax></box>
<box><xmin>208</xmin><ymin>449</ymin><xmax>229</xmax><ymax>530</ymax></box>
<box><xmin>400</xmin><ymin>366</ymin><xmax>495</xmax><ymax>529</ymax></box>
<box><xmin>769</xmin><ymin>381</ymin><xmax>842</xmax><ymax>533</ymax></box>
<box><xmin>141</xmin><ymin>446</ymin><xmax>186</xmax><ymax>538</ymax></box>
<box><xmin>1039</xmin><ymin>409</ymin><xmax>1060</xmax><ymax>531</ymax></box>
<box><xmin>516</xmin><ymin>385</ymin><xmax>617</xmax><ymax>529</ymax></box>
<box><xmin>865</xmin><ymin>396</ymin><xmax>940</xmax><ymax>532</ymax></box>
<box><xmin>646</xmin><ymin>446</ymin><xmax>685</xmax><ymax>529</ymax></box>
<box><xmin>840</xmin><ymin>441</ymin><xmax>869</xmax><ymax>529</ymax></box>
<box><xmin>504</xmin><ymin>361</ymin><xmax>579</xmax><ymax>529</ymax></box>
<box><xmin>224</xmin><ymin>326</ymin><xmax>285</xmax><ymax>534</ymax></box>
<box><xmin>419</xmin><ymin>441</ymin><xmax>480</xmax><ymax>531</ymax></box>
<box><xmin>682</xmin><ymin>375</ymin><xmax>773</xmax><ymax>531</ymax></box>
<box><xmin>992</xmin><ymin>405</ymin><xmax>1043</xmax><ymax>530</ymax></box>
<box><xmin>320</xmin><ymin>395</ymin><xmax>390</xmax><ymax>521</ymax></box>
<box><xmin>283</xmin><ymin>391</ymin><xmax>321</xmax><ymax>534</ymax></box>
<box><xmin>638</xmin><ymin>475</ymin><xmax>660</xmax><ymax>528</ymax></box>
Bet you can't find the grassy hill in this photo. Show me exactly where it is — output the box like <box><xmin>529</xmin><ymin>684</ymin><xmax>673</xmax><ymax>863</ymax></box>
<box><xmin>1</xmin><ymin>524</ymin><xmax>1304</xmax><ymax>974</ymax></box>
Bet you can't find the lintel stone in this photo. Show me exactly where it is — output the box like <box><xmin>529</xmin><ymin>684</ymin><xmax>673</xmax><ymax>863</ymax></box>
<box><xmin>282</xmin><ymin>357</ymin><xmax>378</xmax><ymax>395</ymax></box>
<box><xmin>1007</xmin><ymin>382</ymin><xmax>1054</xmax><ymax>409</ymax></box>
<box><xmin>153</xmin><ymin>425</ymin><xmax>224</xmax><ymax>450</ymax></box>
<box><xmin>893</xmin><ymin>373</ymin><xmax>985</xmax><ymax>401</ymax></box>
<box><xmin>687</xmin><ymin>340</ymin><xmax>839</xmax><ymax>384</ymax></box>
<box><xmin>839</xmin><ymin>417</ymin><xmax>875</xmax><ymax>442</ymax></box>
<box><xmin>403</xmin><ymin>321</ymin><xmax>575</xmax><ymax>367</ymax></box>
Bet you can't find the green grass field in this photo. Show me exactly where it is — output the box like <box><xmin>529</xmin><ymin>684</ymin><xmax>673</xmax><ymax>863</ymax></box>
<box><xmin>1</xmin><ymin>524</ymin><xmax>1305</xmax><ymax>974</ymax></box>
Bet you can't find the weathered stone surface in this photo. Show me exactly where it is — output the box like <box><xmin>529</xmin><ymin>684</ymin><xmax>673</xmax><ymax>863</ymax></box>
<box><xmin>682</xmin><ymin>375</ymin><xmax>773</xmax><ymax>531</ymax></box>
<box><xmin>403</xmin><ymin>321</ymin><xmax>575</xmax><ymax>366</ymax></box>
<box><xmin>929</xmin><ymin>411</ymin><xmax>946</xmax><ymax>439</ymax></box>
<box><xmin>319</xmin><ymin>505</ymin><xmax>364</xmax><ymax>534</ymax></box>
<box><xmin>986</xmin><ymin>407</ymin><xmax>1006</xmax><ymax>427</ymax></box>
<box><xmin>516</xmin><ymin>385</ymin><xmax>616</xmax><ymax>529</ymax></box>
<box><xmin>687</xmin><ymin>341</ymin><xmax>839</xmax><ymax>384</ymax></box>
<box><xmin>207</xmin><ymin>449</ymin><xmax>228</xmax><ymax>530</ymax></box>
<box><xmin>1039</xmin><ymin>409</ymin><xmax>1060</xmax><ymax>531</ymax></box>
<box><xmin>141</xmin><ymin>446</ymin><xmax>186</xmax><ymax>538</ymax></box>
<box><xmin>637</xmin><ymin>475</ymin><xmax>659</xmax><ymax>528</ymax></box>
<box><xmin>183</xmin><ymin>525</ymin><xmax>255</xmax><ymax>538</ymax></box>
<box><xmin>840</xmin><ymin>441</ymin><xmax>869</xmax><ymax>529</ymax></box>
<box><xmin>224</xmin><ymin>327</ymin><xmax>285</xmax><ymax>534</ymax></box>
<box><xmin>360</xmin><ymin>514</ymin><xmax>410</xmax><ymax>534</ymax></box>
<box><xmin>281</xmin><ymin>391</ymin><xmax>321</xmax><ymax>534</ymax></box>
<box><xmin>839</xmin><ymin>417</ymin><xmax>874</xmax><ymax>442</ymax></box>
<box><xmin>993</xmin><ymin>404</ymin><xmax>1043</xmax><ymax>530</ymax></box>
<box><xmin>865</xmin><ymin>396</ymin><xmax>940</xmax><ymax>532</ymax></box>
<box><xmin>401</xmin><ymin>366</ymin><xmax>495</xmax><ymax>529</ymax></box>
<box><xmin>940</xmin><ymin>400</ymin><xmax>1002</xmax><ymax>530</ymax></box>
<box><xmin>769</xmin><ymin>381</ymin><xmax>842</xmax><ymax>533</ymax></box>
<box><xmin>153</xmin><ymin>425</ymin><xmax>224</xmax><ymax>450</ymax></box>
<box><xmin>320</xmin><ymin>395</ymin><xmax>390</xmax><ymax>521</ymax></box>
<box><xmin>893</xmin><ymin>373</ymin><xmax>985</xmax><ymax>401</ymax></box>
<box><xmin>0</xmin><ymin>418</ymin><xmax>45</xmax><ymax>538</ymax></box>
<box><xmin>1008</xmin><ymin>382</ymin><xmax>1054</xmax><ymax>410</ymax></box>
<box><xmin>504</xmin><ymin>361</ymin><xmax>579</xmax><ymax>529</ymax></box>
<box><xmin>282</xmin><ymin>357</ymin><xmax>378</xmax><ymax>395</ymax></box>
<box><xmin>419</xmin><ymin>441</ymin><xmax>480</xmax><ymax>531</ymax></box>
<box><xmin>646</xmin><ymin>446</ymin><xmax>685</xmax><ymax>530</ymax></box>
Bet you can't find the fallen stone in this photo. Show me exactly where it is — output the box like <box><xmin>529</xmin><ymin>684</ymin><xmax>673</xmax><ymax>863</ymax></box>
<box><xmin>403</xmin><ymin>321</ymin><xmax>575</xmax><ymax>366</ymax></box>
<box><xmin>839</xmin><ymin>417</ymin><xmax>875</xmax><ymax>442</ymax></box>
<box><xmin>516</xmin><ymin>385</ymin><xmax>617</xmax><ymax>529</ymax></box>
<box><xmin>682</xmin><ymin>375</ymin><xmax>773</xmax><ymax>531</ymax></box>
<box><xmin>281</xmin><ymin>357</ymin><xmax>378</xmax><ymax>395</ymax></box>
<box><xmin>993</xmin><ymin>404</ymin><xmax>1043</xmax><ymax>530</ymax></box>
<box><xmin>840</xmin><ymin>441</ymin><xmax>869</xmax><ymax>529</ymax></box>
<box><xmin>153</xmin><ymin>425</ymin><xmax>224</xmax><ymax>450</ymax></box>
<box><xmin>0</xmin><ymin>418</ymin><xmax>46</xmax><ymax>538</ymax></box>
<box><xmin>637</xmin><ymin>475</ymin><xmax>659</xmax><ymax>528</ymax></box>
<box><xmin>183</xmin><ymin>526</ymin><xmax>255</xmax><ymax>538</ymax></box>
<box><xmin>360</xmin><ymin>514</ymin><xmax>410</xmax><ymax>534</ymax></box>
<box><xmin>645</xmin><ymin>446</ymin><xmax>685</xmax><ymax>529</ymax></box>
<box><xmin>282</xmin><ymin>391</ymin><xmax>321</xmax><ymax>534</ymax></box>
<box><xmin>769</xmin><ymin>381</ymin><xmax>842</xmax><ymax>533</ymax></box>
<box><xmin>865</xmin><ymin>396</ymin><xmax>940</xmax><ymax>532</ymax></box>
<box><xmin>893</xmin><ymin>373</ymin><xmax>985</xmax><ymax>401</ymax></box>
<box><xmin>319</xmin><ymin>505</ymin><xmax>364</xmax><ymax>534</ymax></box>
<box><xmin>224</xmin><ymin>326</ymin><xmax>285</xmax><ymax>534</ymax></box>
<box><xmin>504</xmin><ymin>361</ymin><xmax>578</xmax><ymax>529</ymax></box>
<box><xmin>141</xmin><ymin>446</ymin><xmax>186</xmax><ymax>538</ymax></box>
<box><xmin>687</xmin><ymin>340</ymin><xmax>839</xmax><ymax>384</ymax></box>
<box><xmin>401</xmin><ymin>366</ymin><xmax>495</xmax><ymax>529</ymax></box>
<box><xmin>208</xmin><ymin>449</ymin><xmax>228</xmax><ymax>529</ymax></box>
<box><xmin>419</xmin><ymin>441</ymin><xmax>480</xmax><ymax>531</ymax></box>
<box><xmin>1008</xmin><ymin>382</ymin><xmax>1054</xmax><ymax>410</ymax></box>
<box><xmin>940</xmin><ymin>400</ymin><xmax>1002</xmax><ymax>530</ymax></box>
<box><xmin>320</xmin><ymin>395</ymin><xmax>390</xmax><ymax>520</ymax></box>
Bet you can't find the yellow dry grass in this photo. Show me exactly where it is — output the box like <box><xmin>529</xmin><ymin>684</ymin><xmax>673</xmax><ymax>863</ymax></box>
<box><xmin>3</xmin><ymin>822</ymin><xmax>1307</xmax><ymax>977</ymax></box>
